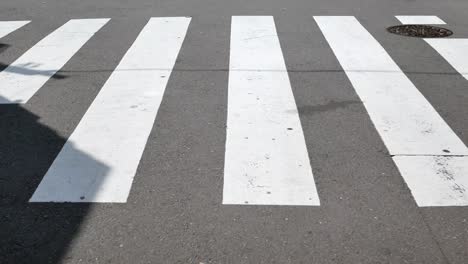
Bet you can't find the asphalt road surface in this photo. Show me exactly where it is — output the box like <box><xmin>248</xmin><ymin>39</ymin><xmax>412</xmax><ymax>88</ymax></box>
<box><xmin>1</xmin><ymin>0</ymin><xmax>468</xmax><ymax>263</ymax></box>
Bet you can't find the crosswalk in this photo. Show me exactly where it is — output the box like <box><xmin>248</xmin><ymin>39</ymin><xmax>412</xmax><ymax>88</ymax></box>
<box><xmin>1</xmin><ymin>15</ymin><xmax>467</xmax><ymax>206</ymax></box>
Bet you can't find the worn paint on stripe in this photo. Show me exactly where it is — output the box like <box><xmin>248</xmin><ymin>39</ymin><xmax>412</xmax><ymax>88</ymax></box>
<box><xmin>0</xmin><ymin>21</ymin><xmax>29</xmax><ymax>39</ymax></box>
<box><xmin>315</xmin><ymin>16</ymin><xmax>468</xmax><ymax>206</ymax></box>
<box><xmin>395</xmin><ymin>16</ymin><xmax>446</xmax><ymax>25</ymax></box>
<box><xmin>30</xmin><ymin>17</ymin><xmax>191</xmax><ymax>203</ymax></box>
<box><xmin>395</xmin><ymin>16</ymin><xmax>468</xmax><ymax>83</ymax></box>
<box><xmin>393</xmin><ymin>156</ymin><xmax>468</xmax><ymax>206</ymax></box>
<box><xmin>223</xmin><ymin>16</ymin><xmax>320</xmax><ymax>206</ymax></box>
<box><xmin>0</xmin><ymin>19</ymin><xmax>109</xmax><ymax>104</ymax></box>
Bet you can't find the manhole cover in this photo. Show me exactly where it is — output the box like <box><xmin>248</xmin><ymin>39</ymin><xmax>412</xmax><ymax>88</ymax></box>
<box><xmin>387</xmin><ymin>25</ymin><xmax>453</xmax><ymax>38</ymax></box>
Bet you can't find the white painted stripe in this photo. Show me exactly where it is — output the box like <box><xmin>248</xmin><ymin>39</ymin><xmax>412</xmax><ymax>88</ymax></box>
<box><xmin>393</xmin><ymin>156</ymin><xmax>468</xmax><ymax>206</ymax></box>
<box><xmin>393</xmin><ymin>16</ymin><xmax>468</xmax><ymax>206</ymax></box>
<box><xmin>0</xmin><ymin>21</ymin><xmax>30</xmax><ymax>39</ymax></box>
<box><xmin>223</xmin><ymin>16</ymin><xmax>320</xmax><ymax>206</ymax></box>
<box><xmin>422</xmin><ymin>39</ymin><xmax>468</xmax><ymax>82</ymax></box>
<box><xmin>315</xmin><ymin>16</ymin><xmax>468</xmax><ymax>206</ymax></box>
<box><xmin>395</xmin><ymin>16</ymin><xmax>468</xmax><ymax>83</ymax></box>
<box><xmin>0</xmin><ymin>19</ymin><xmax>109</xmax><ymax>104</ymax></box>
<box><xmin>314</xmin><ymin>16</ymin><xmax>468</xmax><ymax>156</ymax></box>
<box><xmin>395</xmin><ymin>16</ymin><xmax>446</xmax><ymax>25</ymax></box>
<box><xmin>30</xmin><ymin>17</ymin><xmax>191</xmax><ymax>203</ymax></box>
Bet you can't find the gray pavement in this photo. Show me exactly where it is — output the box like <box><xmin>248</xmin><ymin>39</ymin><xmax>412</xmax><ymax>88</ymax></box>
<box><xmin>1</xmin><ymin>0</ymin><xmax>467</xmax><ymax>263</ymax></box>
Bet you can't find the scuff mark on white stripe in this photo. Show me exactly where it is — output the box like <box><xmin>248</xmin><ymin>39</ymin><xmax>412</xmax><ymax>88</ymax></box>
<box><xmin>315</xmin><ymin>16</ymin><xmax>468</xmax><ymax>206</ymax></box>
<box><xmin>0</xmin><ymin>19</ymin><xmax>109</xmax><ymax>104</ymax></box>
<box><xmin>0</xmin><ymin>21</ymin><xmax>30</xmax><ymax>39</ymax></box>
<box><xmin>393</xmin><ymin>156</ymin><xmax>468</xmax><ymax>206</ymax></box>
<box><xmin>223</xmin><ymin>16</ymin><xmax>320</xmax><ymax>206</ymax></box>
<box><xmin>30</xmin><ymin>17</ymin><xmax>191</xmax><ymax>203</ymax></box>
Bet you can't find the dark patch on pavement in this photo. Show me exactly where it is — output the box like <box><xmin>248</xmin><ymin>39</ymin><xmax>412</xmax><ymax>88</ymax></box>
<box><xmin>0</xmin><ymin>43</ymin><xmax>10</xmax><ymax>53</ymax></box>
<box><xmin>296</xmin><ymin>100</ymin><xmax>361</xmax><ymax>115</ymax></box>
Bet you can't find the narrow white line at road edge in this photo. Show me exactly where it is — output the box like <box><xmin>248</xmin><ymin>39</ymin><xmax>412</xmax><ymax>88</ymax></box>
<box><xmin>395</xmin><ymin>16</ymin><xmax>468</xmax><ymax>83</ymax></box>
<box><xmin>30</xmin><ymin>17</ymin><xmax>191</xmax><ymax>203</ymax></box>
<box><xmin>0</xmin><ymin>21</ymin><xmax>30</xmax><ymax>39</ymax></box>
<box><xmin>315</xmin><ymin>16</ymin><xmax>468</xmax><ymax>206</ymax></box>
<box><xmin>0</xmin><ymin>19</ymin><xmax>109</xmax><ymax>104</ymax></box>
<box><xmin>223</xmin><ymin>16</ymin><xmax>320</xmax><ymax>206</ymax></box>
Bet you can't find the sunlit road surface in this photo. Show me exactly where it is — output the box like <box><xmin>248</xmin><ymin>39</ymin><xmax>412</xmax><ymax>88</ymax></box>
<box><xmin>1</xmin><ymin>0</ymin><xmax>468</xmax><ymax>263</ymax></box>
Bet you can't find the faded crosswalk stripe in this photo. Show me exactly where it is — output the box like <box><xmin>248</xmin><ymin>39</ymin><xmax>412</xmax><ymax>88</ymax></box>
<box><xmin>0</xmin><ymin>21</ymin><xmax>30</xmax><ymax>39</ymax></box>
<box><xmin>30</xmin><ymin>17</ymin><xmax>191</xmax><ymax>203</ymax></box>
<box><xmin>396</xmin><ymin>16</ymin><xmax>468</xmax><ymax>83</ymax></box>
<box><xmin>0</xmin><ymin>19</ymin><xmax>109</xmax><ymax>104</ymax></box>
<box><xmin>223</xmin><ymin>16</ymin><xmax>320</xmax><ymax>206</ymax></box>
<box><xmin>315</xmin><ymin>16</ymin><xmax>468</xmax><ymax>206</ymax></box>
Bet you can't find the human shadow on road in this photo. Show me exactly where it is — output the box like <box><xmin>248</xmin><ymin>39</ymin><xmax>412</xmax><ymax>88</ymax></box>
<box><xmin>0</xmin><ymin>43</ymin><xmax>10</xmax><ymax>54</ymax></box>
<box><xmin>0</xmin><ymin>62</ymin><xmax>68</xmax><ymax>79</ymax></box>
<box><xmin>0</xmin><ymin>95</ymin><xmax>109</xmax><ymax>263</ymax></box>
